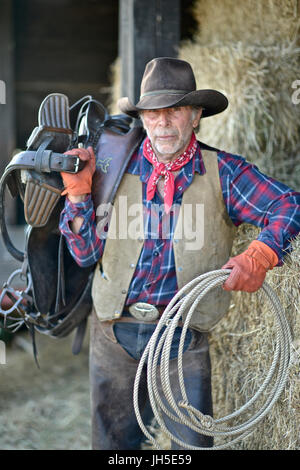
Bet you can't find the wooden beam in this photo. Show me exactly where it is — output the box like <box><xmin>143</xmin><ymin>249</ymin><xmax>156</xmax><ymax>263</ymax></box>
<box><xmin>119</xmin><ymin>0</ymin><xmax>180</xmax><ymax>105</ymax></box>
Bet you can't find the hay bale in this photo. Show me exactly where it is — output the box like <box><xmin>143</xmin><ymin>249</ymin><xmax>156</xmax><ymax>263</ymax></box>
<box><xmin>178</xmin><ymin>0</ymin><xmax>300</xmax><ymax>188</ymax></box>
<box><xmin>178</xmin><ymin>5</ymin><xmax>300</xmax><ymax>447</ymax></box>
<box><xmin>142</xmin><ymin>230</ymin><xmax>300</xmax><ymax>451</ymax></box>
<box><xmin>208</xmin><ymin>228</ymin><xmax>300</xmax><ymax>450</ymax></box>
<box><xmin>192</xmin><ymin>0</ymin><xmax>300</xmax><ymax>46</ymax></box>
<box><xmin>179</xmin><ymin>39</ymin><xmax>300</xmax><ymax>188</ymax></box>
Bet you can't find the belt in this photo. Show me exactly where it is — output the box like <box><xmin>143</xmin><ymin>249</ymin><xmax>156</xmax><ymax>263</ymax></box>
<box><xmin>8</xmin><ymin>149</ymin><xmax>84</xmax><ymax>175</ymax></box>
<box><xmin>99</xmin><ymin>304</ymin><xmax>183</xmax><ymax>344</ymax></box>
<box><xmin>99</xmin><ymin>316</ymin><xmax>160</xmax><ymax>344</ymax></box>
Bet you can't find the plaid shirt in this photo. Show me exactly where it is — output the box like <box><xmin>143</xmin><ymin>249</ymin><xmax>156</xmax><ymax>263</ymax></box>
<box><xmin>59</xmin><ymin>140</ymin><xmax>300</xmax><ymax>305</ymax></box>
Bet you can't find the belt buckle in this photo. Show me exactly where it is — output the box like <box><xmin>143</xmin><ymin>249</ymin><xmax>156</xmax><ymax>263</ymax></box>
<box><xmin>128</xmin><ymin>302</ymin><xmax>159</xmax><ymax>321</ymax></box>
<box><xmin>62</xmin><ymin>155</ymin><xmax>80</xmax><ymax>173</ymax></box>
<box><xmin>73</xmin><ymin>156</ymin><xmax>80</xmax><ymax>173</ymax></box>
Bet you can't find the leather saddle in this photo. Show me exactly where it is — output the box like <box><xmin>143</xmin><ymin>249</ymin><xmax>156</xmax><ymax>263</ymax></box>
<box><xmin>0</xmin><ymin>93</ymin><xmax>145</xmax><ymax>355</ymax></box>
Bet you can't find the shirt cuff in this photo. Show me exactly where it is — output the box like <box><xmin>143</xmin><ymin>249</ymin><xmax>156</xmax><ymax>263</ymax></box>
<box><xmin>59</xmin><ymin>194</ymin><xmax>95</xmax><ymax>237</ymax></box>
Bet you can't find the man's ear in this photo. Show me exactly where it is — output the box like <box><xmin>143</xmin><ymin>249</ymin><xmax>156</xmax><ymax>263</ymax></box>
<box><xmin>193</xmin><ymin>108</ymin><xmax>202</xmax><ymax>128</ymax></box>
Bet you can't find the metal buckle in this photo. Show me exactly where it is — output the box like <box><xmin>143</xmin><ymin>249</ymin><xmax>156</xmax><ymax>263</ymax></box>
<box><xmin>61</xmin><ymin>155</ymin><xmax>80</xmax><ymax>173</ymax></box>
<box><xmin>128</xmin><ymin>302</ymin><xmax>160</xmax><ymax>321</ymax></box>
<box><xmin>73</xmin><ymin>156</ymin><xmax>80</xmax><ymax>173</ymax></box>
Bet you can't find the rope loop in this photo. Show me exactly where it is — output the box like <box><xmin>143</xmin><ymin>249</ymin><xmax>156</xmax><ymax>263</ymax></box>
<box><xmin>133</xmin><ymin>269</ymin><xmax>292</xmax><ymax>450</ymax></box>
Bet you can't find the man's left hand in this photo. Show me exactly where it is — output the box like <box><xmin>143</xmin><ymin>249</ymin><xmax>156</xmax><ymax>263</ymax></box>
<box><xmin>61</xmin><ymin>146</ymin><xmax>96</xmax><ymax>197</ymax></box>
<box><xmin>222</xmin><ymin>240</ymin><xmax>278</xmax><ymax>292</ymax></box>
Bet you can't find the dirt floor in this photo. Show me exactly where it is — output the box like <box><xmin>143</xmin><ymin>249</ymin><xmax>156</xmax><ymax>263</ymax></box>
<box><xmin>0</xmin><ymin>325</ymin><xmax>91</xmax><ymax>450</ymax></box>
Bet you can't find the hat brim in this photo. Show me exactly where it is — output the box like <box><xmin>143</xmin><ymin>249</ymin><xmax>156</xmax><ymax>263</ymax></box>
<box><xmin>117</xmin><ymin>89</ymin><xmax>228</xmax><ymax>119</ymax></box>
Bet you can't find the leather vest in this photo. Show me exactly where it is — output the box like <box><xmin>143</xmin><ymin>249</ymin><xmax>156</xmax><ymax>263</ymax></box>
<box><xmin>91</xmin><ymin>150</ymin><xmax>237</xmax><ymax>331</ymax></box>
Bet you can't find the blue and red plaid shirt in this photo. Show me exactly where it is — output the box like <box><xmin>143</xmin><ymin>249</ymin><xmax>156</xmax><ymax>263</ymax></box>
<box><xmin>59</xmin><ymin>139</ymin><xmax>300</xmax><ymax>306</ymax></box>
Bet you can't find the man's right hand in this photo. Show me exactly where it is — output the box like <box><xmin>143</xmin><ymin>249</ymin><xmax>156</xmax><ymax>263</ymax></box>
<box><xmin>61</xmin><ymin>146</ymin><xmax>96</xmax><ymax>198</ymax></box>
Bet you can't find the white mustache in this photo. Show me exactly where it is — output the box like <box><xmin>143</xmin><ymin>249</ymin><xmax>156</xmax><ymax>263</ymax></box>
<box><xmin>154</xmin><ymin>132</ymin><xmax>178</xmax><ymax>137</ymax></box>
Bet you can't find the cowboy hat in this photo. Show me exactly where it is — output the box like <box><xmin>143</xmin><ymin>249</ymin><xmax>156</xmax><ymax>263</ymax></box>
<box><xmin>118</xmin><ymin>57</ymin><xmax>228</xmax><ymax>119</ymax></box>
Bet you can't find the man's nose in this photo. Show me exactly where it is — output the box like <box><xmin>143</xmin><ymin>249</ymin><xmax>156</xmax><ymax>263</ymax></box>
<box><xmin>157</xmin><ymin>110</ymin><xmax>171</xmax><ymax>126</ymax></box>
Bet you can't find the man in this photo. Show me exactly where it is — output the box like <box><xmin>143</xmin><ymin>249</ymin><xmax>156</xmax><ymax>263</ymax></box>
<box><xmin>59</xmin><ymin>57</ymin><xmax>300</xmax><ymax>449</ymax></box>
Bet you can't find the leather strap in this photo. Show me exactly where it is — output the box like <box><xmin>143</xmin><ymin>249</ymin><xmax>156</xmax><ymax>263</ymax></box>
<box><xmin>101</xmin><ymin>315</ymin><xmax>184</xmax><ymax>326</ymax></box>
<box><xmin>8</xmin><ymin>150</ymin><xmax>84</xmax><ymax>174</ymax></box>
<box><xmin>72</xmin><ymin>317</ymin><xmax>88</xmax><ymax>355</ymax></box>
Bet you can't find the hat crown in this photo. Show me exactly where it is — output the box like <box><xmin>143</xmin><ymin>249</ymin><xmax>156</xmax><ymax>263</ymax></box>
<box><xmin>140</xmin><ymin>57</ymin><xmax>197</xmax><ymax>98</ymax></box>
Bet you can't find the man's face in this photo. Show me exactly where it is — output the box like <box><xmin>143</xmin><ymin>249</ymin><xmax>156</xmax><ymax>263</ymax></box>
<box><xmin>141</xmin><ymin>106</ymin><xmax>202</xmax><ymax>162</ymax></box>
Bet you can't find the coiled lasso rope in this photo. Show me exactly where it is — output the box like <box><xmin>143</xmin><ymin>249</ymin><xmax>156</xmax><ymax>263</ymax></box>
<box><xmin>133</xmin><ymin>269</ymin><xmax>292</xmax><ymax>450</ymax></box>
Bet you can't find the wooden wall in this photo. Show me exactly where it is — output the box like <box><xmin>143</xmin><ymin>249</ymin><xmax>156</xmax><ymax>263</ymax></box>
<box><xmin>13</xmin><ymin>0</ymin><xmax>119</xmax><ymax>148</ymax></box>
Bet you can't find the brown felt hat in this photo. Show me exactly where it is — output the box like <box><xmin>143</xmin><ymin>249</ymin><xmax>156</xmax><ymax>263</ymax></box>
<box><xmin>118</xmin><ymin>57</ymin><xmax>228</xmax><ymax>119</ymax></box>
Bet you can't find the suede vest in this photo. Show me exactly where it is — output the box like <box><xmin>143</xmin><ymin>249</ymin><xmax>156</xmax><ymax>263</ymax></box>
<box><xmin>91</xmin><ymin>150</ymin><xmax>237</xmax><ymax>331</ymax></box>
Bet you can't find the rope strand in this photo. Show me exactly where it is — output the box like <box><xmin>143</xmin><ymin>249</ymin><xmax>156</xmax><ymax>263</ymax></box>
<box><xmin>133</xmin><ymin>269</ymin><xmax>292</xmax><ymax>450</ymax></box>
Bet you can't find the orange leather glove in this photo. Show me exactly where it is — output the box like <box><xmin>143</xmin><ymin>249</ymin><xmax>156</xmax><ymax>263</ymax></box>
<box><xmin>222</xmin><ymin>240</ymin><xmax>278</xmax><ymax>292</ymax></box>
<box><xmin>61</xmin><ymin>146</ymin><xmax>96</xmax><ymax>196</ymax></box>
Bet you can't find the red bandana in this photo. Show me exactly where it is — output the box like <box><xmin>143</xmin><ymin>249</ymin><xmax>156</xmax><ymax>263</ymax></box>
<box><xmin>143</xmin><ymin>133</ymin><xmax>197</xmax><ymax>213</ymax></box>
